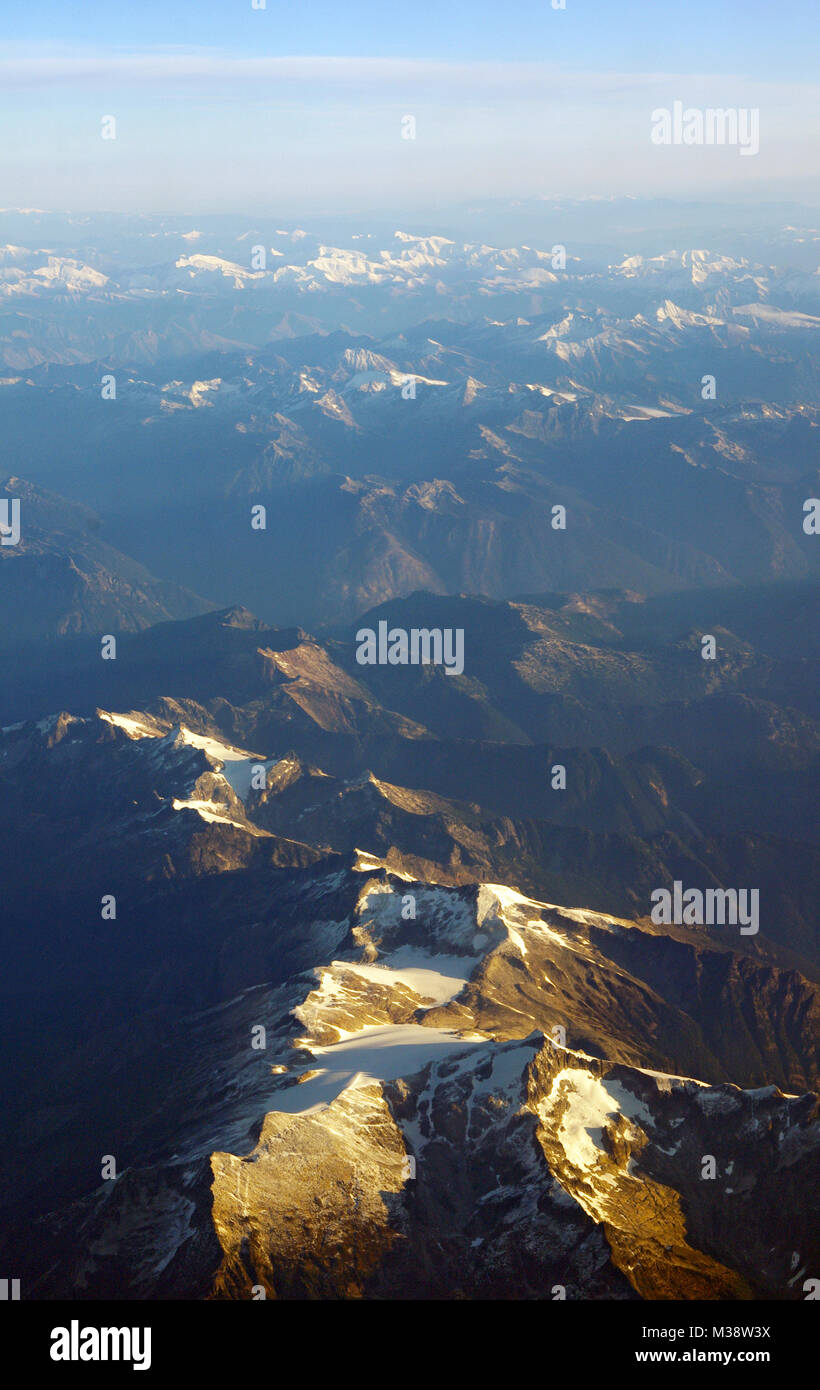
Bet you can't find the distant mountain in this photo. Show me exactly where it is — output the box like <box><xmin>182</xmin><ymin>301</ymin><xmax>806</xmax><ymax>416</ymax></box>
<box><xmin>0</xmin><ymin>476</ymin><xmax>211</xmax><ymax>646</ymax></box>
<box><xmin>2</xmin><ymin>225</ymin><xmax>820</xmax><ymax>367</ymax></box>
<box><xmin>2</xmin><ymin>293</ymin><xmax>816</xmax><ymax>625</ymax></box>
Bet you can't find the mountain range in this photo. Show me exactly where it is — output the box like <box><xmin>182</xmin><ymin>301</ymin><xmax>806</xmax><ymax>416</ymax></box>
<box><xmin>1</xmin><ymin>206</ymin><xmax>817</xmax><ymax>1303</ymax></box>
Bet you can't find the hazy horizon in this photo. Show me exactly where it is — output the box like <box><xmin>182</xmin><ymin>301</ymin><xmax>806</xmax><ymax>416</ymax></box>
<box><xmin>2</xmin><ymin>0</ymin><xmax>819</xmax><ymax>212</ymax></box>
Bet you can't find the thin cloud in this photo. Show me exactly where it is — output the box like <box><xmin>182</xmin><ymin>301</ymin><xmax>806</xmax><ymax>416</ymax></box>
<box><xmin>1</xmin><ymin>49</ymin><xmax>818</xmax><ymax>103</ymax></box>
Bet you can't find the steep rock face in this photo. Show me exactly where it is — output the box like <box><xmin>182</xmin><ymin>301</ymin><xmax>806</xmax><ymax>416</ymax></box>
<box><xmin>210</xmin><ymin>1087</ymin><xmax>406</xmax><ymax>1299</ymax></box>
<box><xmin>529</xmin><ymin>1051</ymin><xmax>818</xmax><ymax>1300</ymax></box>
<box><xmin>11</xmin><ymin>858</ymin><xmax>818</xmax><ymax>1302</ymax></box>
<box><xmin>376</xmin><ymin>1040</ymin><xmax>632</xmax><ymax>1300</ymax></box>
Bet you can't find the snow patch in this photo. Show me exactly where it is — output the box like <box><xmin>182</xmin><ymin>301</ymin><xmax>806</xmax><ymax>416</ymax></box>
<box><xmin>170</xmin><ymin>798</ymin><xmax>247</xmax><ymax>829</ymax></box>
<box><xmin>272</xmin><ymin>1024</ymin><xmax>485</xmax><ymax>1115</ymax></box>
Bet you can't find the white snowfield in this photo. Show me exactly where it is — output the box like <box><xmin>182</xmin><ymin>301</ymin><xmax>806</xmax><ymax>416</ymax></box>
<box><xmin>174</xmin><ymin>728</ymin><xmax>275</xmax><ymax>801</ymax></box>
<box><xmin>353</xmin><ymin>849</ymin><xmax>414</xmax><ymax>877</ymax></box>
<box><xmin>174</xmin><ymin>254</ymin><xmax>264</xmax><ymax>288</ymax></box>
<box><xmin>274</xmin><ymin>1024</ymin><xmax>487</xmax><ymax>1115</ymax></box>
<box><xmin>542</xmin><ymin>1067</ymin><xmax>654</xmax><ymax>1172</ymax></box>
<box><xmin>338</xmin><ymin>948</ymin><xmax>478</xmax><ymax>1008</ymax></box>
<box><xmin>97</xmin><ymin>710</ymin><xmax>275</xmax><ymax>806</ymax></box>
<box><xmin>170</xmin><ymin>798</ymin><xmax>247</xmax><ymax>830</ymax></box>
<box><xmin>98</xmin><ymin>710</ymin><xmax>158</xmax><ymax>739</ymax></box>
<box><xmin>478</xmin><ymin>882</ymin><xmax>634</xmax><ymax>954</ymax></box>
<box><xmin>730</xmin><ymin>303</ymin><xmax>820</xmax><ymax>329</ymax></box>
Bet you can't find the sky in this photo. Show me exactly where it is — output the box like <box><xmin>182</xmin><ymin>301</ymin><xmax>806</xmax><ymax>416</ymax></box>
<box><xmin>1</xmin><ymin>0</ymin><xmax>818</xmax><ymax>213</ymax></box>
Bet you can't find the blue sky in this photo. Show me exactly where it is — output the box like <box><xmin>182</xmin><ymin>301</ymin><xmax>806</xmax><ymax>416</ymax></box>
<box><xmin>4</xmin><ymin>0</ymin><xmax>818</xmax><ymax>77</ymax></box>
<box><xmin>1</xmin><ymin>1</ymin><xmax>818</xmax><ymax>212</ymax></box>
